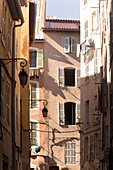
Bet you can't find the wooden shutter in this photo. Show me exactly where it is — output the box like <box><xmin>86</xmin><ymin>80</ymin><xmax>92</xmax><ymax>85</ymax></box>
<box><xmin>58</xmin><ymin>67</ymin><xmax>64</xmax><ymax>87</ymax></box>
<box><xmin>64</xmin><ymin>37</ymin><xmax>70</xmax><ymax>53</ymax></box>
<box><xmin>71</xmin><ymin>37</ymin><xmax>75</xmax><ymax>53</ymax></box>
<box><xmin>37</xmin><ymin>49</ymin><xmax>43</xmax><ymax>67</ymax></box>
<box><xmin>76</xmin><ymin>69</ymin><xmax>81</xmax><ymax>87</ymax></box>
<box><xmin>76</xmin><ymin>103</ymin><xmax>80</xmax><ymax>123</ymax></box>
<box><xmin>30</xmin><ymin>83</ymin><xmax>37</xmax><ymax>108</ymax></box>
<box><xmin>58</xmin><ymin>102</ymin><xmax>64</xmax><ymax>125</ymax></box>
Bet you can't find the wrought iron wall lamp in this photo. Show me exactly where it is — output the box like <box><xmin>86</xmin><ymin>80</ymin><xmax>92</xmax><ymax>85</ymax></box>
<box><xmin>30</xmin><ymin>99</ymin><xmax>48</xmax><ymax>117</ymax></box>
<box><xmin>0</xmin><ymin>58</ymin><xmax>28</xmax><ymax>87</ymax></box>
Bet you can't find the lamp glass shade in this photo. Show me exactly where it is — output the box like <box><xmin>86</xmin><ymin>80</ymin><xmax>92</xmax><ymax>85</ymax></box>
<box><xmin>19</xmin><ymin>69</ymin><xmax>28</xmax><ymax>88</ymax></box>
<box><xmin>42</xmin><ymin>106</ymin><xmax>48</xmax><ymax>117</ymax></box>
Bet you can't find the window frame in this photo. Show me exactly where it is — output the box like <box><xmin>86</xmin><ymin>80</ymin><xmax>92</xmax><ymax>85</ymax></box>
<box><xmin>58</xmin><ymin>67</ymin><xmax>80</xmax><ymax>87</ymax></box>
<box><xmin>65</xmin><ymin>141</ymin><xmax>76</xmax><ymax>164</ymax></box>
<box><xmin>59</xmin><ymin>102</ymin><xmax>78</xmax><ymax>125</ymax></box>
<box><xmin>29</xmin><ymin>47</ymin><xmax>43</xmax><ymax>68</ymax></box>
<box><xmin>30</xmin><ymin>81</ymin><xmax>39</xmax><ymax>109</ymax></box>
<box><xmin>64</xmin><ymin>37</ymin><xmax>75</xmax><ymax>53</ymax></box>
<box><xmin>30</xmin><ymin>120</ymin><xmax>40</xmax><ymax>147</ymax></box>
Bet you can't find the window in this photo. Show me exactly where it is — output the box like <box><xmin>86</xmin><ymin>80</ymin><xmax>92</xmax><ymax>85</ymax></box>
<box><xmin>0</xmin><ymin>67</ymin><xmax>4</xmax><ymax>117</ymax></box>
<box><xmin>6</xmin><ymin>83</ymin><xmax>10</xmax><ymax>125</ymax></box>
<box><xmin>85</xmin><ymin>100</ymin><xmax>89</xmax><ymax>126</ymax></box>
<box><xmin>64</xmin><ymin>37</ymin><xmax>75</xmax><ymax>53</ymax></box>
<box><xmin>29</xmin><ymin>49</ymin><xmax>43</xmax><ymax>68</ymax></box>
<box><xmin>84</xmin><ymin>21</ymin><xmax>88</xmax><ymax>39</ymax></box>
<box><xmin>2</xmin><ymin>0</ymin><xmax>6</xmax><ymax>40</ymax></box>
<box><xmin>29</xmin><ymin>51</ymin><xmax>37</xmax><ymax>67</ymax></box>
<box><xmin>30</xmin><ymin>122</ymin><xmax>39</xmax><ymax>146</ymax></box>
<box><xmin>58</xmin><ymin>68</ymin><xmax>80</xmax><ymax>87</ymax></box>
<box><xmin>65</xmin><ymin>142</ymin><xmax>76</xmax><ymax>164</ymax></box>
<box><xmin>64</xmin><ymin>69</ymin><xmax>75</xmax><ymax>86</ymax></box>
<box><xmin>58</xmin><ymin>102</ymin><xmax>79</xmax><ymax>125</ymax></box>
<box><xmin>94</xmin><ymin>50</ymin><xmax>99</xmax><ymax>75</ymax></box>
<box><xmin>30</xmin><ymin>82</ymin><xmax>39</xmax><ymax>108</ymax></box>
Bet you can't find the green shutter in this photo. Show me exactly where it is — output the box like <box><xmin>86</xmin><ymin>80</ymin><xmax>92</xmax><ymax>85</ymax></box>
<box><xmin>38</xmin><ymin>49</ymin><xmax>43</xmax><ymax>67</ymax></box>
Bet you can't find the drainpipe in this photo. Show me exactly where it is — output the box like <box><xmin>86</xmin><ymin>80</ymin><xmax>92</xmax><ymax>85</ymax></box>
<box><xmin>12</xmin><ymin>15</ymin><xmax>24</xmax><ymax>170</ymax></box>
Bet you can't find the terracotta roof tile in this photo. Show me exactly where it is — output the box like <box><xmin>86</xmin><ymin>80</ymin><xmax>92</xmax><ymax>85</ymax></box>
<box><xmin>46</xmin><ymin>19</ymin><xmax>80</xmax><ymax>23</ymax></box>
<box><xmin>42</xmin><ymin>27</ymin><xmax>80</xmax><ymax>32</ymax></box>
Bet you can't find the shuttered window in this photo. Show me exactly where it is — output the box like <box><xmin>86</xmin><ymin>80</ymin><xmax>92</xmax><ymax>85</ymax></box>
<box><xmin>58</xmin><ymin>68</ymin><xmax>80</xmax><ymax>87</ymax></box>
<box><xmin>65</xmin><ymin>142</ymin><xmax>76</xmax><ymax>164</ymax></box>
<box><xmin>59</xmin><ymin>102</ymin><xmax>76</xmax><ymax>125</ymax></box>
<box><xmin>58</xmin><ymin>102</ymin><xmax>64</xmax><ymax>125</ymax></box>
<box><xmin>64</xmin><ymin>37</ymin><xmax>75</xmax><ymax>53</ymax></box>
<box><xmin>29</xmin><ymin>49</ymin><xmax>43</xmax><ymax>68</ymax></box>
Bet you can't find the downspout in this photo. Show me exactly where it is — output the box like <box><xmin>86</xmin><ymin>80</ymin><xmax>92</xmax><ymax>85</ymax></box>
<box><xmin>12</xmin><ymin>16</ymin><xmax>24</xmax><ymax>170</ymax></box>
